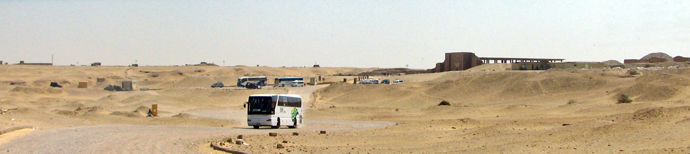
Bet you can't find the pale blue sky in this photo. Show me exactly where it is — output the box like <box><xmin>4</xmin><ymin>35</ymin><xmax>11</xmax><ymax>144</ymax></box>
<box><xmin>1</xmin><ymin>0</ymin><xmax>688</xmax><ymax>68</ymax></box>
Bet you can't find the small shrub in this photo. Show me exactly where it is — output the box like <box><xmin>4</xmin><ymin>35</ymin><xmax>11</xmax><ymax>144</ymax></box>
<box><xmin>567</xmin><ymin>99</ymin><xmax>577</xmax><ymax>105</ymax></box>
<box><xmin>438</xmin><ymin>100</ymin><xmax>451</xmax><ymax>106</ymax></box>
<box><xmin>618</xmin><ymin>94</ymin><xmax>633</xmax><ymax>104</ymax></box>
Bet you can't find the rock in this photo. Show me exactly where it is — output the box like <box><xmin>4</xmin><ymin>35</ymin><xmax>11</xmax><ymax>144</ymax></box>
<box><xmin>282</xmin><ymin>140</ymin><xmax>288</xmax><ymax>143</ymax></box>
<box><xmin>277</xmin><ymin>143</ymin><xmax>285</xmax><ymax>149</ymax></box>
<box><xmin>237</xmin><ymin>135</ymin><xmax>243</xmax><ymax>139</ymax></box>
<box><xmin>292</xmin><ymin>132</ymin><xmax>299</xmax><ymax>136</ymax></box>
<box><xmin>269</xmin><ymin>132</ymin><xmax>278</xmax><ymax>136</ymax></box>
<box><xmin>562</xmin><ymin>123</ymin><xmax>571</xmax><ymax>126</ymax></box>
<box><xmin>235</xmin><ymin>139</ymin><xmax>244</xmax><ymax>145</ymax></box>
<box><xmin>320</xmin><ymin>130</ymin><xmax>326</xmax><ymax>134</ymax></box>
<box><xmin>452</xmin><ymin>127</ymin><xmax>456</xmax><ymax>129</ymax></box>
<box><xmin>225</xmin><ymin>138</ymin><xmax>233</xmax><ymax>143</ymax></box>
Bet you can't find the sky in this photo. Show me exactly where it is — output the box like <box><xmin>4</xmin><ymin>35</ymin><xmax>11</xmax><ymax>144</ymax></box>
<box><xmin>1</xmin><ymin>0</ymin><xmax>688</xmax><ymax>68</ymax></box>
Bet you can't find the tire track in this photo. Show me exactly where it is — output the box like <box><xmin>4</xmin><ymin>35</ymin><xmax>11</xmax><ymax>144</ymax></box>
<box><xmin>0</xmin><ymin>84</ymin><xmax>395</xmax><ymax>153</ymax></box>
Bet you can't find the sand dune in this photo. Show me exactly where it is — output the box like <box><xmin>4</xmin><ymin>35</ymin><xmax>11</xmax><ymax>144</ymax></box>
<box><xmin>3</xmin><ymin>64</ymin><xmax>690</xmax><ymax>153</ymax></box>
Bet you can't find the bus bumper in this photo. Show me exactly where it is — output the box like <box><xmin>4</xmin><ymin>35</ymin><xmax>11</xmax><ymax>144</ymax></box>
<box><xmin>247</xmin><ymin>115</ymin><xmax>276</xmax><ymax>127</ymax></box>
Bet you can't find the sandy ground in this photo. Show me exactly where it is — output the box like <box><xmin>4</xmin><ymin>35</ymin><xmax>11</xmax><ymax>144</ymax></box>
<box><xmin>2</xmin><ymin>64</ymin><xmax>690</xmax><ymax>153</ymax></box>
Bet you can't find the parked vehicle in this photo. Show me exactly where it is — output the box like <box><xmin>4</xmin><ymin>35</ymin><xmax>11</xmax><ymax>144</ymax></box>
<box><xmin>358</xmin><ymin>81</ymin><xmax>372</xmax><ymax>84</ymax></box>
<box><xmin>291</xmin><ymin>80</ymin><xmax>305</xmax><ymax>87</ymax></box>
<box><xmin>381</xmin><ymin>79</ymin><xmax>390</xmax><ymax>84</ymax></box>
<box><xmin>392</xmin><ymin>80</ymin><xmax>404</xmax><ymax>85</ymax></box>
<box><xmin>104</xmin><ymin>84</ymin><xmax>124</xmax><ymax>91</ymax></box>
<box><xmin>370</xmin><ymin>79</ymin><xmax>379</xmax><ymax>84</ymax></box>
<box><xmin>237</xmin><ymin>76</ymin><xmax>267</xmax><ymax>87</ymax></box>
<box><xmin>275</xmin><ymin>77</ymin><xmax>304</xmax><ymax>87</ymax></box>
<box><xmin>211</xmin><ymin>82</ymin><xmax>224</xmax><ymax>88</ymax></box>
<box><xmin>50</xmin><ymin>82</ymin><xmax>62</xmax><ymax>88</ymax></box>
<box><xmin>245</xmin><ymin>80</ymin><xmax>264</xmax><ymax>89</ymax></box>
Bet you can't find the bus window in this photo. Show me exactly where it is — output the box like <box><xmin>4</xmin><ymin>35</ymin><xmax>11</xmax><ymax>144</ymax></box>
<box><xmin>248</xmin><ymin>97</ymin><xmax>275</xmax><ymax>114</ymax></box>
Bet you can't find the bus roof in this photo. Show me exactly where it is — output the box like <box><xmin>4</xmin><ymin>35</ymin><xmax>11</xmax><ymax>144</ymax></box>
<box><xmin>275</xmin><ymin>77</ymin><xmax>302</xmax><ymax>79</ymax></box>
<box><xmin>249</xmin><ymin>94</ymin><xmax>301</xmax><ymax>98</ymax></box>
<box><xmin>239</xmin><ymin>76</ymin><xmax>267</xmax><ymax>79</ymax></box>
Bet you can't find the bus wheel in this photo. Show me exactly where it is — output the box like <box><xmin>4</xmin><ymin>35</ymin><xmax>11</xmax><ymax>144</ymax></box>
<box><xmin>253</xmin><ymin>125</ymin><xmax>259</xmax><ymax>129</ymax></box>
<box><xmin>271</xmin><ymin>119</ymin><xmax>280</xmax><ymax>129</ymax></box>
<box><xmin>288</xmin><ymin>118</ymin><xmax>297</xmax><ymax>128</ymax></box>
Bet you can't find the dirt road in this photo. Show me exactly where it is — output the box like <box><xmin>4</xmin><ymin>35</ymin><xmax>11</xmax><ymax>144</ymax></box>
<box><xmin>0</xmin><ymin>85</ymin><xmax>395</xmax><ymax>153</ymax></box>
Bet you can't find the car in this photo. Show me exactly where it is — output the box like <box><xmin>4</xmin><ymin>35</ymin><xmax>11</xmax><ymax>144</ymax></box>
<box><xmin>358</xmin><ymin>80</ymin><xmax>372</xmax><ymax>84</ymax></box>
<box><xmin>392</xmin><ymin>80</ymin><xmax>404</xmax><ymax>85</ymax></box>
<box><xmin>245</xmin><ymin>81</ymin><xmax>263</xmax><ymax>89</ymax></box>
<box><xmin>211</xmin><ymin>82</ymin><xmax>224</xmax><ymax>88</ymax></box>
<box><xmin>370</xmin><ymin>79</ymin><xmax>379</xmax><ymax>84</ymax></box>
<box><xmin>50</xmin><ymin>82</ymin><xmax>62</xmax><ymax>88</ymax></box>
<box><xmin>104</xmin><ymin>84</ymin><xmax>124</xmax><ymax>91</ymax></box>
<box><xmin>291</xmin><ymin>80</ymin><xmax>305</xmax><ymax>87</ymax></box>
<box><xmin>381</xmin><ymin>79</ymin><xmax>390</xmax><ymax>84</ymax></box>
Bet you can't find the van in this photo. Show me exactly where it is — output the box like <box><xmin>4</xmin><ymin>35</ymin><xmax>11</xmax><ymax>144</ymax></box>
<box><xmin>211</xmin><ymin>82</ymin><xmax>224</xmax><ymax>88</ymax></box>
<box><xmin>291</xmin><ymin>80</ymin><xmax>305</xmax><ymax>87</ymax></box>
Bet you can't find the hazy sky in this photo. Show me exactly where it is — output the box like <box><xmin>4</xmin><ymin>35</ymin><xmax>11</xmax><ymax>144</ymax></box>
<box><xmin>1</xmin><ymin>1</ymin><xmax>688</xmax><ymax>68</ymax></box>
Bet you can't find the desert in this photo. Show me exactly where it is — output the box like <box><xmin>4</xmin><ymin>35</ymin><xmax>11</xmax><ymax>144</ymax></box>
<box><xmin>2</xmin><ymin>57</ymin><xmax>690</xmax><ymax>153</ymax></box>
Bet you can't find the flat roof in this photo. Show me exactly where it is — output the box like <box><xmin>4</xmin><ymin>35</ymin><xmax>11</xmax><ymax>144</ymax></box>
<box><xmin>249</xmin><ymin>94</ymin><xmax>301</xmax><ymax>97</ymax></box>
<box><xmin>479</xmin><ymin>57</ymin><xmax>565</xmax><ymax>60</ymax></box>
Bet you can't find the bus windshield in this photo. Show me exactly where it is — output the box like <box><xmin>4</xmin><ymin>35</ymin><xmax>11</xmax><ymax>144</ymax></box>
<box><xmin>247</xmin><ymin>96</ymin><xmax>275</xmax><ymax>114</ymax></box>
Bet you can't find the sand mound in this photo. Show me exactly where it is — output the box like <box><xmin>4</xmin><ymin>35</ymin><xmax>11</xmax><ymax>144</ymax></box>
<box><xmin>431</xmin><ymin>118</ymin><xmax>481</xmax><ymax>125</ymax></box>
<box><xmin>133</xmin><ymin>106</ymin><xmax>151</xmax><ymax>114</ymax></box>
<box><xmin>172</xmin><ymin>113</ymin><xmax>194</xmax><ymax>118</ymax></box>
<box><xmin>467</xmin><ymin>63</ymin><xmax>512</xmax><ymax>72</ymax></box>
<box><xmin>316</xmin><ymin>83</ymin><xmax>414</xmax><ymax>107</ymax></box>
<box><xmin>613</xmin><ymin>71</ymin><xmax>690</xmax><ymax>101</ymax></box>
<box><xmin>603</xmin><ymin>60</ymin><xmax>624</xmax><ymax>68</ymax></box>
<box><xmin>147</xmin><ymin>69</ymin><xmax>208</xmax><ymax>78</ymax></box>
<box><xmin>110</xmin><ymin>111</ymin><xmax>144</xmax><ymax>117</ymax></box>
<box><xmin>122</xmin><ymin>95</ymin><xmax>149</xmax><ymax>104</ymax></box>
<box><xmin>10</xmin><ymin>86</ymin><xmax>63</xmax><ymax>95</ymax></box>
<box><xmin>641</xmin><ymin>52</ymin><xmax>673</xmax><ymax>62</ymax></box>
<box><xmin>2</xmin><ymin>80</ymin><xmax>27</xmax><ymax>86</ymax></box>
<box><xmin>83</xmin><ymin>106</ymin><xmax>107</xmax><ymax>114</ymax></box>
<box><xmin>631</xmin><ymin>106</ymin><xmax>690</xmax><ymax>122</ymax></box>
<box><xmin>54</xmin><ymin>110</ymin><xmax>78</xmax><ymax>116</ymax></box>
<box><xmin>170</xmin><ymin>76</ymin><xmax>220</xmax><ymax>88</ymax></box>
<box><xmin>603</xmin><ymin>60</ymin><xmax>623</xmax><ymax>66</ymax></box>
<box><xmin>427</xmin><ymin>72</ymin><xmax>609</xmax><ymax>100</ymax></box>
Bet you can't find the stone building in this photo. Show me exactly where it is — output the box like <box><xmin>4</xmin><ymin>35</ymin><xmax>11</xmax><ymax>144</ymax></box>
<box><xmin>431</xmin><ymin>52</ymin><xmax>483</xmax><ymax>72</ymax></box>
<box><xmin>673</xmin><ymin>56</ymin><xmax>690</xmax><ymax>62</ymax></box>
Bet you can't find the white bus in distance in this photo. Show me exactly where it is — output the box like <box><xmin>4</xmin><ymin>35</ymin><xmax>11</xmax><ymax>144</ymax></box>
<box><xmin>247</xmin><ymin>94</ymin><xmax>303</xmax><ymax>129</ymax></box>
<box><xmin>274</xmin><ymin>77</ymin><xmax>304</xmax><ymax>87</ymax></box>
<box><xmin>237</xmin><ymin>76</ymin><xmax>268</xmax><ymax>87</ymax></box>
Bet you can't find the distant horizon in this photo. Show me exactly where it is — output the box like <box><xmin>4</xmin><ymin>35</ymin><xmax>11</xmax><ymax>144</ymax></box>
<box><xmin>2</xmin><ymin>1</ymin><xmax>688</xmax><ymax>68</ymax></box>
<box><xmin>3</xmin><ymin>50</ymin><xmax>688</xmax><ymax>69</ymax></box>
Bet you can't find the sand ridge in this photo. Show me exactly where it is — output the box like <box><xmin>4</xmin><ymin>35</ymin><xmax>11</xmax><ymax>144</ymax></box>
<box><xmin>2</xmin><ymin>64</ymin><xmax>690</xmax><ymax>153</ymax></box>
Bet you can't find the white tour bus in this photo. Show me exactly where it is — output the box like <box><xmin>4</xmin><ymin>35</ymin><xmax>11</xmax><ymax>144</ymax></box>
<box><xmin>274</xmin><ymin>77</ymin><xmax>304</xmax><ymax>87</ymax></box>
<box><xmin>247</xmin><ymin>94</ymin><xmax>303</xmax><ymax>129</ymax></box>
